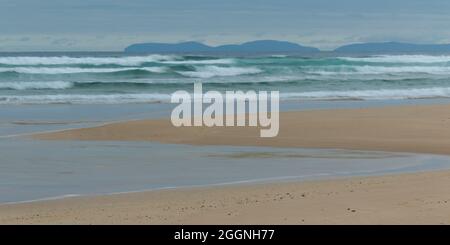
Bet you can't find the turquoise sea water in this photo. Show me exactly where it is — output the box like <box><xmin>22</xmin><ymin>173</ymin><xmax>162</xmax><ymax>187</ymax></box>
<box><xmin>4</xmin><ymin>53</ymin><xmax>450</xmax><ymax>203</ymax></box>
<box><xmin>3</xmin><ymin>53</ymin><xmax>450</xmax><ymax>104</ymax></box>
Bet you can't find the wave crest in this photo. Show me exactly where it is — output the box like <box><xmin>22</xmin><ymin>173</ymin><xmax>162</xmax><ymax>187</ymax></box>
<box><xmin>282</xmin><ymin>87</ymin><xmax>450</xmax><ymax>100</ymax></box>
<box><xmin>178</xmin><ymin>66</ymin><xmax>262</xmax><ymax>78</ymax></box>
<box><xmin>340</xmin><ymin>55</ymin><xmax>450</xmax><ymax>64</ymax></box>
<box><xmin>0</xmin><ymin>55</ymin><xmax>176</xmax><ymax>66</ymax></box>
<box><xmin>306</xmin><ymin>65</ymin><xmax>450</xmax><ymax>75</ymax></box>
<box><xmin>0</xmin><ymin>81</ymin><xmax>73</xmax><ymax>90</ymax></box>
<box><xmin>0</xmin><ymin>67</ymin><xmax>167</xmax><ymax>75</ymax></box>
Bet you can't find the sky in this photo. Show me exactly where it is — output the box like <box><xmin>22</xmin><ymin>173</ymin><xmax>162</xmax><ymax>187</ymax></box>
<box><xmin>2</xmin><ymin>0</ymin><xmax>450</xmax><ymax>51</ymax></box>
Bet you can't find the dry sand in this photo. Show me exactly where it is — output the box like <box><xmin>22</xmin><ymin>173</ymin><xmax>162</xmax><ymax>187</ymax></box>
<box><xmin>2</xmin><ymin>170</ymin><xmax>450</xmax><ymax>224</ymax></box>
<box><xmin>35</xmin><ymin>104</ymin><xmax>450</xmax><ymax>155</ymax></box>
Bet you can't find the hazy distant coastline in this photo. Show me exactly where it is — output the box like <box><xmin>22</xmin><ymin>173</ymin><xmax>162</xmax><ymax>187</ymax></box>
<box><xmin>125</xmin><ymin>40</ymin><xmax>450</xmax><ymax>55</ymax></box>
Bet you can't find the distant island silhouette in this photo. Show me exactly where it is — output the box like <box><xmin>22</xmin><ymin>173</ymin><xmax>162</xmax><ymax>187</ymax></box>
<box><xmin>125</xmin><ymin>40</ymin><xmax>450</xmax><ymax>54</ymax></box>
<box><xmin>125</xmin><ymin>40</ymin><xmax>319</xmax><ymax>54</ymax></box>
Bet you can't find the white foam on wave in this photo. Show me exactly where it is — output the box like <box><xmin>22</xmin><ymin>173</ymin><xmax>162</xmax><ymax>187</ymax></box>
<box><xmin>0</xmin><ymin>93</ymin><xmax>172</xmax><ymax>104</ymax></box>
<box><xmin>0</xmin><ymin>81</ymin><xmax>73</xmax><ymax>90</ymax></box>
<box><xmin>270</xmin><ymin>55</ymin><xmax>289</xmax><ymax>58</ymax></box>
<box><xmin>178</xmin><ymin>65</ymin><xmax>262</xmax><ymax>78</ymax></box>
<box><xmin>340</xmin><ymin>55</ymin><xmax>450</xmax><ymax>64</ymax></box>
<box><xmin>282</xmin><ymin>87</ymin><xmax>450</xmax><ymax>100</ymax></box>
<box><xmin>141</xmin><ymin>67</ymin><xmax>168</xmax><ymax>73</ymax></box>
<box><xmin>0</xmin><ymin>55</ymin><xmax>176</xmax><ymax>66</ymax></box>
<box><xmin>3</xmin><ymin>87</ymin><xmax>450</xmax><ymax>104</ymax></box>
<box><xmin>161</xmin><ymin>58</ymin><xmax>234</xmax><ymax>65</ymax></box>
<box><xmin>0</xmin><ymin>66</ymin><xmax>167</xmax><ymax>74</ymax></box>
<box><xmin>307</xmin><ymin>65</ymin><xmax>450</xmax><ymax>75</ymax></box>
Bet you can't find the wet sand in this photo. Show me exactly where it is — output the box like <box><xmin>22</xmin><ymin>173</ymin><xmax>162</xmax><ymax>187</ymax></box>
<box><xmin>35</xmin><ymin>104</ymin><xmax>450</xmax><ymax>155</ymax></box>
<box><xmin>2</xmin><ymin>170</ymin><xmax>450</xmax><ymax>224</ymax></box>
<box><xmin>6</xmin><ymin>103</ymin><xmax>450</xmax><ymax>224</ymax></box>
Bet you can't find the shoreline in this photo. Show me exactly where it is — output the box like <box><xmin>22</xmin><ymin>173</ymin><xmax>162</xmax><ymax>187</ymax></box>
<box><xmin>33</xmin><ymin>103</ymin><xmax>450</xmax><ymax>156</ymax></box>
<box><xmin>6</xmin><ymin>102</ymin><xmax>450</xmax><ymax>224</ymax></box>
<box><xmin>1</xmin><ymin>164</ymin><xmax>431</xmax><ymax>206</ymax></box>
<box><xmin>2</xmin><ymin>170</ymin><xmax>450</xmax><ymax>224</ymax></box>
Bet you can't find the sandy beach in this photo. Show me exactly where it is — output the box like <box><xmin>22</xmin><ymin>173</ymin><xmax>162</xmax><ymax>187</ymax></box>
<box><xmin>2</xmin><ymin>170</ymin><xmax>450</xmax><ymax>224</ymax></box>
<box><xmin>0</xmin><ymin>103</ymin><xmax>443</xmax><ymax>224</ymax></box>
<box><xmin>35</xmin><ymin>104</ymin><xmax>450</xmax><ymax>155</ymax></box>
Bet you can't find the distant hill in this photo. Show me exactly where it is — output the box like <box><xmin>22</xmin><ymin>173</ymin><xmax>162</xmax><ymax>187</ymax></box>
<box><xmin>124</xmin><ymin>40</ymin><xmax>320</xmax><ymax>54</ymax></box>
<box><xmin>334</xmin><ymin>42</ymin><xmax>450</xmax><ymax>54</ymax></box>
<box><xmin>214</xmin><ymin>40</ymin><xmax>319</xmax><ymax>53</ymax></box>
<box><xmin>125</xmin><ymin>40</ymin><xmax>450</xmax><ymax>54</ymax></box>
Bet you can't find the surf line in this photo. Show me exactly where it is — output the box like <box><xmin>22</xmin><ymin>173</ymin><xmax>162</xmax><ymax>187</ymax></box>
<box><xmin>170</xmin><ymin>82</ymin><xmax>279</xmax><ymax>137</ymax></box>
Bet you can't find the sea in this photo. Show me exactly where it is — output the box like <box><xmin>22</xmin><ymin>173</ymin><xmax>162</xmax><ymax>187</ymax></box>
<box><xmin>5</xmin><ymin>52</ymin><xmax>450</xmax><ymax>203</ymax></box>
<box><xmin>3</xmin><ymin>52</ymin><xmax>450</xmax><ymax>104</ymax></box>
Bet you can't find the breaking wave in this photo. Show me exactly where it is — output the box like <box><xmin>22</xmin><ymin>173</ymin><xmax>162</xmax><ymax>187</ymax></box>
<box><xmin>178</xmin><ymin>66</ymin><xmax>263</xmax><ymax>78</ymax></box>
<box><xmin>0</xmin><ymin>81</ymin><xmax>74</xmax><ymax>90</ymax></box>
<box><xmin>0</xmin><ymin>67</ymin><xmax>167</xmax><ymax>75</ymax></box>
<box><xmin>282</xmin><ymin>87</ymin><xmax>450</xmax><ymax>100</ymax></box>
<box><xmin>306</xmin><ymin>65</ymin><xmax>450</xmax><ymax>75</ymax></box>
<box><xmin>0</xmin><ymin>55</ymin><xmax>176</xmax><ymax>66</ymax></box>
<box><xmin>340</xmin><ymin>55</ymin><xmax>450</xmax><ymax>64</ymax></box>
<box><xmin>3</xmin><ymin>53</ymin><xmax>450</xmax><ymax>104</ymax></box>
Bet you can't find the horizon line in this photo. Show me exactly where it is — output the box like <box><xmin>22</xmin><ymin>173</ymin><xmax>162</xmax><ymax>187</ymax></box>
<box><xmin>3</xmin><ymin>40</ymin><xmax>450</xmax><ymax>53</ymax></box>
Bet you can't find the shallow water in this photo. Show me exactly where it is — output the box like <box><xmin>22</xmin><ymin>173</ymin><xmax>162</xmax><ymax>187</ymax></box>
<box><xmin>3</xmin><ymin>99</ymin><xmax>450</xmax><ymax>203</ymax></box>
<box><xmin>2</xmin><ymin>98</ymin><xmax>450</xmax><ymax>137</ymax></box>
<box><xmin>2</xmin><ymin>138</ymin><xmax>450</xmax><ymax>204</ymax></box>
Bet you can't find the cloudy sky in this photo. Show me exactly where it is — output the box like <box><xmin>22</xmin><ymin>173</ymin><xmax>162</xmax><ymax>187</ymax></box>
<box><xmin>2</xmin><ymin>0</ymin><xmax>450</xmax><ymax>51</ymax></box>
